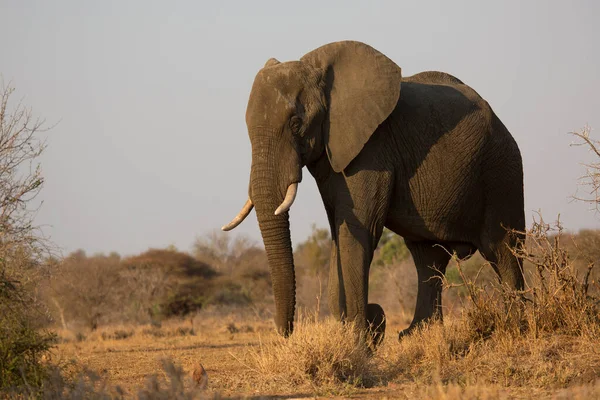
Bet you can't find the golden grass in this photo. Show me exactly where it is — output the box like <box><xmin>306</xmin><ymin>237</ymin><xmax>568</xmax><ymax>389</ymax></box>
<box><xmin>39</xmin><ymin>307</ymin><xmax>600</xmax><ymax>399</ymax></box>
<box><xmin>239</xmin><ymin>314</ymin><xmax>599</xmax><ymax>397</ymax></box>
<box><xmin>245</xmin><ymin>314</ymin><xmax>380</xmax><ymax>396</ymax></box>
<box><xmin>18</xmin><ymin>222</ymin><xmax>600</xmax><ymax>398</ymax></box>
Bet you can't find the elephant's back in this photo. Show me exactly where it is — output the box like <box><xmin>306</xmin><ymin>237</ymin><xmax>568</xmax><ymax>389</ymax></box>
<box><xmin>382</xmin><ymin>72</ymin><xmax>522</xmax><ymax>242</ymax></box>
<box><xmin>403</xmin><ymin>71</ymin><xmax>464</xmax><ymax>86</ymax></box>
<box><xmin>384</xmin><ymin>76</ymin><xmax>495</xmax><ymax>240</ymax></box>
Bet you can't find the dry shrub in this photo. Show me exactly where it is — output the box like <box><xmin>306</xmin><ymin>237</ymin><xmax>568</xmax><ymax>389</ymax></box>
<box><xmin>446</xmin><ymin>260</ymin><xmax>524</xmax><ymax>339</ymax></box>
<box><xmin>225</xmin><ymin>322</ymin><xmax>253</xmax><ymax>334</ymax></box>
<box><xmin>380</xmin><ymin>316</ymin><xmax>600</xmax><ymax>389</ymax></box>
<box><xmin>517</xmin><ymin>220</ymin><xmax>599</xmax><ymax>337</ymax></box>
<box><xmin>47</xmin><ymin>252</ymin><xmax>123</xmax><ymax>331</ymax></box>
<box><xmin>34</xmin><ymin>366</ymin><xmax>122</xmax><ymax>400</ymax></box>
<box><xmin>100</xmin><ymin>329</ymin><xmax>135</xmax><ymax>341</ymax></box>
<box><xmin>375</xmin><ymin>216</ymin><xmax>600</xmax><ymax>390</ymax></box>
<box><xmin>141</xmin><ymin>327</ymin><xmax>167</xmax><ymax>339</ymax></box>
<box><xmin>121</xmin><ymin>248</ymin><xmax>217</xmax><ymax>320</ymax></box>
<box><xmin>448</xmin><ymin>217</ymin><xmax>600</xmax><ymax>340</ymax></box>
<box><xmin>377</xmin><ymin>320</ymin><xmax>481</xmax><ymax>386</ymax></box>
<box><xmin>247</xmin><ymin>314</ymin><xmax>380</xmax><ymax>394</ymax></box>
<box><xmin>22</xmin><ymin>359</ymin><xmax>217</xmax><ymax>399</ymax></box>
<box><xmin>136</xmin><ymin>359</ymin><xmax>213</xmax><ymax>400</ymax></box>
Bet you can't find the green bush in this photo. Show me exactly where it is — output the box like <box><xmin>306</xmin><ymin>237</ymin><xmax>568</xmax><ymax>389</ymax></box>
<box><xmin>161</xmin><ymin>292</ymin><xmax>206</xmax><ymax>317</ymax></box>
<box><xmin>0</xmin><ymin>266</ymin><xmax>56</xmax><ymax>391</ymax></box>
<box><xmin>208</xmin><ymin>280</ymin><xmax>251</xmax><ymax>306</ymax></box>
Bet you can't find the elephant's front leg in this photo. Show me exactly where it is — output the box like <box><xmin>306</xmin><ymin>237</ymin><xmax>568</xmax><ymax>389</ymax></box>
<box><xmin>329</xmin><ymin>219</ymin><xmax>386</xmax><ymax>346</ymax></box>
<box><xmin>337</xmin><ymin>223</ymin><xmax>371</xmax><ymax>333</ymax></box>
<box><xmin>321</xmin><ymin>169</ymin><xmax>392</xmax><ymax>346</ymax></box>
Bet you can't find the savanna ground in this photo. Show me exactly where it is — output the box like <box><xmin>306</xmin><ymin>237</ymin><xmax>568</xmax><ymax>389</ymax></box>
<box><xmin>51</xmin><ymin>290</ymin><xmax>600</xmax><ymax>399</ymax></box>
<box><xmin>46</xmin><ymin>221</ymin><xmax>600</xmax><ymax>399</ymax></box>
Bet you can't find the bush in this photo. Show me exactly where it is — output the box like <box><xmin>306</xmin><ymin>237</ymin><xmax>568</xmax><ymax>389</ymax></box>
<box><xmin>47</xmin><ymin>252</ymin><xmax>122</xmax><ymax>331</ymax></box>
<box><xmin>515</xmin><ymin>219</ymin><xmax>600</xmax><ymax>337</ymax></box>
<box><xmin>207</xmin><ymin>279</ymin><xmax>251</xmax><ymax>307</ymax></box>
<box><xmin>0</xmin><ymin>270</ymin><xmax>56</xmax><ymax>389</ymax></box>
<box><xmin>0</xmin><ymin>80</ymin><xmax>55</xmax><ymax>392</ymax></box>
<box><xmin>439</xmin><ymin>217</ymin><xmax>599</xmax><ymax>339</ymax></box>
<box><xmin>101</xmin><ymin>329</ymin><xmax>135</xmax><ymax>341</ymax></box>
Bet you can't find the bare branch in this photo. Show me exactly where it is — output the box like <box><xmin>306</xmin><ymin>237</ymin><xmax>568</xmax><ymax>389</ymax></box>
<box><xmin>0</xmin><ymin>77</ymin><xmax>51</xmax><ymax>268</ymax></box>
<box><xmin>569</xmin><ymin>126</ymin><xmax>600</xmax><ymax>212</ymax></box>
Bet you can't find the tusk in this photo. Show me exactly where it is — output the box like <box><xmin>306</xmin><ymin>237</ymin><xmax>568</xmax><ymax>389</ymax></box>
<box><xmin>274</xmin><ymin>183</ymin><xmax>298</xmax><ymax>216</ymax></box>
<box><xmin>221</xmin><ymin>198</ymin><xmax>254</xmax><ymax>231</ymax></box>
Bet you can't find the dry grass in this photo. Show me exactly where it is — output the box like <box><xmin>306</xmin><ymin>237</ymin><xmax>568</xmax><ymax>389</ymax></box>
<box><xmin>238</xmin><ymin>219</ymin><xmax>600</xmax><ymax>397</ymax></box>
<box><xmin>245</xmin><ymin>313</ymin><xmax>380</xmax><ymax>396</ymax></box>
<box><xmin>35</xmin><ymin>305</ymin><xmax>600</xmax><ymax>399</ymax></box>
<box><xmin>241</xmin><ymin>315</ymin><xmax>599</xmax><ymax>397</ymax></box>
<box><xmin>379</xmin><ymin>319</ymin><xmax>599</xmax><ymax>388</ymax></box>
<box><xmin>8</xmin><ymin>221</ymin><xmax>599</xmax><ymax>398</ymax></box>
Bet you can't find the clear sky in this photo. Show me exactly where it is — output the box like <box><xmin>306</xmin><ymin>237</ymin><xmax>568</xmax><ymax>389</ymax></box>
<box><xmin>1</xmin><ymin>0</ymin><xmax>599</xmax><ymax>256</ymax></box>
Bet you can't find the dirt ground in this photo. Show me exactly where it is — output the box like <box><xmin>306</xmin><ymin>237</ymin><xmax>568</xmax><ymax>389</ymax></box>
<box><xmin>54</xmin><ymin>316</ymin><xmax>599</xmax><ymax>399</ymax></box>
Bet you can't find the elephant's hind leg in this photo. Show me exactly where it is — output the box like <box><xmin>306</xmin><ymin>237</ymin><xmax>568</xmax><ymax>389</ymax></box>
<box><xmin>480</xmin><ymin>230</ymin><xmax>525</xmax><ymax>291</ymax></box>
<box><xmin>400</xmin><ymin>240</ymin><xmax>451</xmax><ymax>338</ymax></box>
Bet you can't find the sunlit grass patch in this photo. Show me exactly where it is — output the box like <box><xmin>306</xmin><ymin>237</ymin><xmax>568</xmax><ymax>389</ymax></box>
<box><xmin>246</xmin><ymin>314</ymin><xmax>382</xmax><ymax>395</ymax></box>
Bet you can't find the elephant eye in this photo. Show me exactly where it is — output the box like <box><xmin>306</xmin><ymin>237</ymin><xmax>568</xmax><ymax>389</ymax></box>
<box><xmin>290</xmin><ymin>116</ymin><xmax>302</xmax><ymax>135</ymax></box>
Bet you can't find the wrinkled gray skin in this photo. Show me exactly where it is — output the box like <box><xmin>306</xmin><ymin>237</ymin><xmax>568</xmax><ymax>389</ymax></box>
<box><xmin>223</xmin><ymin>41</ymin><xmax>525</xmax><ymax>343</ymax></box>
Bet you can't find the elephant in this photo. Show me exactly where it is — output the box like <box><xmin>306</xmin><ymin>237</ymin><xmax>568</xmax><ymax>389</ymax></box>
<box><xmin>222</xmin><ymin>41</ymin><xmax>525</xmax><ymax>343</ymax></box>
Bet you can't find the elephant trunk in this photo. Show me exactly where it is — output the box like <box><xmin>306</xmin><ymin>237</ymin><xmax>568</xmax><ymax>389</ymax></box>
<box><xmin>250</xmin><ymin>161</ymin><xmax>296</xmax><ymax>336</ymax></box>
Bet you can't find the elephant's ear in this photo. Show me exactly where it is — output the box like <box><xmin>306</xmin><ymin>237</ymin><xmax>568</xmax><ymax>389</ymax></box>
<box><xmin>301</xmin><ymin>41</ymin><xmax>402</xmax><ymax>172</ymax></box>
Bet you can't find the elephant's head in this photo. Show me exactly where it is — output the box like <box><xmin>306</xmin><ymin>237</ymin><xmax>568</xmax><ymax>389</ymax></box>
<box><xmin>222</xmin><ymin>41</ymin><xmax>402</xmax><ymax>336</ymax></box>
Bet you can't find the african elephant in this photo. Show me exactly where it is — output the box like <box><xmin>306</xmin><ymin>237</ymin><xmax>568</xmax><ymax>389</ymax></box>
<box><xmin>222</xmin><ymin>41</ymin><xmax>525</xmax><ymax>342</ymax></box>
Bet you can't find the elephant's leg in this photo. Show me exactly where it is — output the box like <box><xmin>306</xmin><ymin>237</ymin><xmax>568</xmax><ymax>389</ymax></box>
<box><xmin>331</xmin><ymin>217</ymin><xmax>386</xmax><ymax>345</ymax></box>
<box><xmin>328</xmin><ymin>229</ymin><xmax>386</xmax><ymax>348</ymax></box>
<box><xmin>480</xmin><ymin>230</ymin><xmax>525</xmax><ymax>290</ymax></box>
<box><xmin>322</xmin><ymin>169</ymin><xmax>391</xmax><ymax>346</ymax></box>
<box><xmin>336</xmin><ymin>223</ymin><xmax>372</xmax><ymax>334</ymax></box>
<box><xmin>366</xmin><ymin>303</ymin><xmax>386</xmax><ymax>347</ymax></box>
<box><xmin>479</xmin><ymin>230</ymin><xmax>526</xmax><ymax>331</ymax></box>
<box><xmin>327</xmin><ymin>237</ymin><xmax>345</xmax><ymax>320</ymax></box>
<box><xmin>401</xmin><ymin>240</ymin><xmax>451</xmax><ymax>338</ymax></box>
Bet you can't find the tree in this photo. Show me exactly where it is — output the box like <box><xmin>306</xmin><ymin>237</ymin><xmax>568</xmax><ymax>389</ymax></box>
<box><xmin>0</xmin><ymin>78</ymin><xmax>54</xmax><ymax>390</ymax></box>
<box><xmin>374</xmin><ymin>228</ymin><xmax>409</xmax><ymax>267</ymax></box>
<box><xmin>192</xmin><ymin>230</ymin><xmax>257</xmax><ymax>275</ymax></box>
<box><xmin>49</xmin><ymin>252</ymin><xmax>122</xmax><ymax>330</ymax></box>
<box><xmin>570</xmin><ymin>125</ymin><xmax>600</xmax><ymax>212</ymax></box>
<box><xmin>294</xmin><ymin>224</ymin><xmax>331</xmax><ymax>278</ymax></box>
<box><xmin>0</xmin><ymin>80</ymin><xmax>47</xmax><ymax>259</ymax></box>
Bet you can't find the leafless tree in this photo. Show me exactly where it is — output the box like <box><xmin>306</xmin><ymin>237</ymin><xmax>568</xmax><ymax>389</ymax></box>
<box><xmin>570</xmin><ymin>125</ymin><xmax>600</xmax><ymax>212</ymax></box>
<box><xmin>49</xmin><ymin>252</ymin><xmax>122</xmax><ymax>330</ymax></box>
<box><xmin>0</xmin><ymin>79</ymin><xmax>55</xmax><ymax>388</ymax></box>
<box><xmin>0</xmin><ymin>77</ymin><xmax>55</xmax><ymax>299</ymax></box>
<box><xmin>0</xmin><ymin>79</ymin><xmax>49</xmax><ymax>254</ymax></box>
<box><xmin>192</xmin><ymin>230</ymin><xmax>256</xmax><ymax>275</ymax></box>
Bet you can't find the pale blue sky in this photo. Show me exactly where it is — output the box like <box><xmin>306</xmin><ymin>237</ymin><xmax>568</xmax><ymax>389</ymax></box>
<box><xmin>1</xmin><ymin>0</ymin><xmax>599</xmax><ymax>256</ymax></box>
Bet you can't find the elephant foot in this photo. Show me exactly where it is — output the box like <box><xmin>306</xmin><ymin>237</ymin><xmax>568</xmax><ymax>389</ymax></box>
<box><xmin>366</xmin><ymin>303</ymin><xmax>386</xmax><ymax>351</ymax></box>
<box><xmin>398</xmin><ymin>316</ymin><xmax>443</xmax><ymax>341</ymax></box>
<box><xmin>398</xmin><ymin>325</ymin><xmax>417</xmax><ymax>340</ymax></box>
